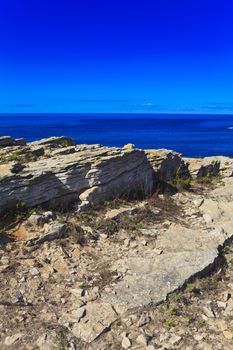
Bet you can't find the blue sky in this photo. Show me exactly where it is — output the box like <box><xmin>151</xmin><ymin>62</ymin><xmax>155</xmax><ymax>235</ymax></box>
<box><xmin>0</xmin><ymin>0</ymin><xmax>233</xmax><ymax>113</ymax></box>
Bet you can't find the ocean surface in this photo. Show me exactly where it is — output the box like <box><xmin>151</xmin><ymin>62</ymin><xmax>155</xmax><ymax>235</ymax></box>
<box><xmin>0</xmin><ymin>113</ymin><xmax>233</xmax><ymax>158</ymax></box>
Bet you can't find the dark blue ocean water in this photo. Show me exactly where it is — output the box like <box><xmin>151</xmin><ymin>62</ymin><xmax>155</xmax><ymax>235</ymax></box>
<box><xmin>0</xmin><ymin>113</ymin><xmax>233</xmax><ymax>158</ymax></box>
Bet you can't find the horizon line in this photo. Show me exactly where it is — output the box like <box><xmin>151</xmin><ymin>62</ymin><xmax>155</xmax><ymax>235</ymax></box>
<box><xmin>1</xmin><ymin>112</ymin><xmax>233</xmax><ymax>116</ymax></box>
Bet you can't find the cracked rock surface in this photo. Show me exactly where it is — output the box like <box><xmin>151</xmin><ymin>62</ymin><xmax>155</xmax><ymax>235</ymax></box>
<box><xmin>0</xmin><ymin>142</ymin><xmax>153</xmax><ymax>214</ymax></box>
<box><xmin>0</xmin><ymin>137</ymin><xmax>233</xmax><ymax>349</ymax></box>
<box><xmin>0</xmin><ymin>177</ymin><xmax>233</xmax><ymax>349</ymax></box>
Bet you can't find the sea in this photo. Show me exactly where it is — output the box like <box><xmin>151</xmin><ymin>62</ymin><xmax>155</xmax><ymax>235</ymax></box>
<box><xmin>0</xmin><ymin>113</ymin><xmax>233</xmax><ymax>158</ymax></box>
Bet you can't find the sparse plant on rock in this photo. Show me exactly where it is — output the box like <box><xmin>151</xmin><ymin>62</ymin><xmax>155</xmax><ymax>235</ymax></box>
<box><xmin>68</xmin><ymin>222</ymin><xmax>86</xmax><ymax>245</ymax></box>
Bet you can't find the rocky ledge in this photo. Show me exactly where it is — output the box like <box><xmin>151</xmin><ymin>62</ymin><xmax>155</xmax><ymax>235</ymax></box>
<box><xmin>1</xmin><ymin>136</ymin><xmax>232</xmax><ymax>214</ymax></box>
<box><xmin>0</xmin><ymin>136</ymin><xmax>233</xmax><ymax>350</ymax></box>
<box><xmin>0</xmin><ymin>137</ymin><xmax>154</xmax><ymax>214</ymax></box>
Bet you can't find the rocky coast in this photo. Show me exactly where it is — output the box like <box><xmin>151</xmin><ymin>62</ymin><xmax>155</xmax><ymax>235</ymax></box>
<box><xmin>0</xmin><ymin>136</ymin><xmax>233</xmax><ymax>350</ymax></box>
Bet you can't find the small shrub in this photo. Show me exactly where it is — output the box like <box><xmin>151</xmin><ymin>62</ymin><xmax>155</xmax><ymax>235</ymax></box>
<box><xmin>133</xmin><ymin>222</ymin><xmax>146</xmax><ymax>230</ymax></box>
<box><xmin>0</xmin><ymin>150</ymin><xmax>7</xmax><ymax>163</ymax></box>
<box><xmin>103</xmin><ymin>201</ymin><xmax>111</xmax><ymax>208</ymax></box>
<box><xmin>173</xmin><ymin>177</ymin><xmax>191</xmax><ymax>191</ymax></box>
<box><xmin>164</xmin><ymin>319</ymin><xmax>176</xmax><ymax>328</ymax></box>
<box><xmin>14</xmin><ymin>201</ymin><xmax>35</xmax><ymax>223</ymax></box>
<box><xmin>168</xmin><ymin>307</ymin><xmax>179</xmax><ymax>316</ymax></box>
<box><xmin>95</xmin><ymin>218</ymin><xmax>119</xmax><ymax>236</ymax></box>
<box><xmin>57</xmin><ymin>326</ymin><xmax>69</xmax><ymax>350</ymax></box>
<box><xmin>223</xmin><ymin>245</ymin><xmax>231</xmax><ymax>254</ymax></box>
<box><xmin>25</xmin><ymin>152</ymin><xmax>38</xmax><ymax>161</ymax></box>
<box><xmin>60</xmin><ymin>139</ymin><xmax>70</xmax><ymax>148</ymax></box>
<box><xmin>183</xmin><ymin>316</ymin><xmax>192</xmax><ymax>324</ymax></box>
<box><xmin>8</xmin><ymin>151</ymin><xmax>22</xmax><ymax>162</ymax></box>
<box><xmin>186</xmin><ymin>283</ymin><xmax>194</xmax><ymax>292</ymax></box>
<box><xmin>173</xmin><ymin>292</ymin><xmax>182</xmax><ymax>302</ymax></box>
<box><xmin>198</xmin><ymin>318</ymin><xmax>206</xmax><ymax>327</ymax></box>
<box><xmin>172</xmin><ymin>166</ymin><xmax>192</xmax><ymax>191</ymax></box>
<box><xmin>68</xmin><ymin>223</ymin><xmax>86</xmax><ymax>245</ymax></box>
<box><xmin>175</xmin><ymin>166</ymin><xmax>182</xmax><ymax>179</ymax></box>
<box><xmin>197</xmin><ymin>174</ymin><xmax>223</xmax><ymax>187</ymax></box>
<box><xmin>197</xmin><ymin>174</ymin><xmax>213</xmax><ymax>185</ymax></box>
<box><xmin>79</xmin><ymin>282</ymin><xmax>89</xmax><ymax>289</ymax></box>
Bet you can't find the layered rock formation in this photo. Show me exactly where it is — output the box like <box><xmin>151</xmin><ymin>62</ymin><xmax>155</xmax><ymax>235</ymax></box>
<box><xmin>0</xmin><ymin>136</ymin><xmax>26</xmax><ymax>147</ymax></box>
<box><xmin>145</xmin><ymin>149</ymin><xmax>189</xmax><ymax>181</ymax></box>
<box><xmin>184</xmin><ymin>157</ymin><xmax>220</xmax><ymax>178</ymax></box>
<box><xmin>185</xmin><ymin>156</ymin><xmax>233</xmax><ymax>178</ymax></box>
<box><xmin>0</xmin><ymin>138</ymin><xmax>154</xmax><ymax>214</ymax></box>
<box><xmin>1</xmin><ymin>136</ymin><xmax>233</xmax><ymax>216</ymax></box>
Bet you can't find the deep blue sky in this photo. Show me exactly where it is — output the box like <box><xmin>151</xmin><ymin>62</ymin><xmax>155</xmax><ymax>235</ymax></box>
<box><xmin>0</xmin><ymin>0</ymin><xmax>233</xmax><ymax>113</ymax></box>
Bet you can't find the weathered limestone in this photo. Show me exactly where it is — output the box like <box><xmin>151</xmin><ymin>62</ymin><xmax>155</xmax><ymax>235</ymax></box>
<box><xmin>0</xmin><ymin>136</ymin><xmax>15</xmax><ymax>147</ymax></box>
<box><xmin>29</xmin><ymin>136</ymin><xmax>76</xmax><ymax>148</ymax></box>
<box><xmin>14</xmin><ymin>138</ymin><xmax>27</xmax><ymax>146</ymax></box>
<box><xmin>4</xmin><ymin>333</ymin><xmax>24</xmax><ymax>346</ymax></box>
<box><xmin>1</xmin><ymin>136</ymin><xmax>233</xmax><ymax>218</ymax></box>
<box><xmin>12</xmin><ymin>219</ymin><xmax>67</xmax><ymax>243</ymax></box>
<box><xmin>1</xmin><ymin>140</ymin><xmax>233</xmax><ymax>349</ymax></box>
<box><xmin>34</xmin><ymin>223</ymin><xmax>67</xmax><ymax>244</ymax></box>
<box><xmin>184</xmin><ymin>155</ymin><xmax>233</xmax><ymax>178</ymax></box>
<box><xmin>27</xmin><ymin>211</ymin><xmax>55</xmax><ymax>226</ymax></box>
<box><xmin>0</xmin><ymin>144</ymin><xmax>153</xmax><ymax>214</ymax></box>
<box><xmin>2</xmin><ymin>135</ymin><xmax>233</xmax><ymax>218</ymax></box>
<box><xmin>101</xmin><ymin>177</ymin><xmax>233</xmax><ymax>309</ymax></box>
<box><xmin>184</xmin><ymin>157</ymin><xmax>220</xmax><ymax>178</ymax></box>
<box><xmin>51</xmin><ymin>146</ymin><xmax>77</xmax><ymax>156</ymax></box>
<box><xmin>145</xmin><ymin>149</ymin><xmax>189</xmax><ymax>182</ymax></box>
<box><xmin>123</xmin><ymin>143</ymin><xmax>136</xmax><ymax>150</ymax></box>
<box><xmin>105</xmin><ymin>206</ymin><xmax>138</xmax><ymax>220</ymax></box>
<box><xmin>211</xmin><ymin>156</ymin><xmax>233</xmax><ymax>177</ymax></box>
<box><xmin>102</xmin><ymin>226</ymin><xmax>220</xmax><ymax>308</ymax></box>
<box><xmin>0</xmin><ymin>136</ymin><xmax>26</xmax><ymax>147</ymax></box>
<box><xmin>71</xmin><ymin>302</ymin><xmax>118</xmax><ymax>343</ymax></box>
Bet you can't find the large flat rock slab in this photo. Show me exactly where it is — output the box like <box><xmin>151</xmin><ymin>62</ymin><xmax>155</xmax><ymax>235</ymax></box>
<box><xmin>102</xmin><ymin>178</ymin><xmax>233</xmax><ymax>310</ymax></box>
<box><xmin>101</xmin><ymin>226</ymin><xmax>220</xmax><ymax>308</ymax></box>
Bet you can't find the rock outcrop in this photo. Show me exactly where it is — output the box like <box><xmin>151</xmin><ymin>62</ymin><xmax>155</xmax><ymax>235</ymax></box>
<box><xmin>28</xmin><ymin>136</ymin><xmax>76</xmax><ymax>148</ymax></box>
<box><xmin>2</xmin><ymin>135</ymin><xmax>233</xmax><ymax>216</ymax></box>
<box><xmin>101</xmin><ymin>177</ymin><xmax>233</xmax><ymax>309</ymax></box>
<box><xmin>1</xmin><ymin>136</ymin><xmax>233</xmax><ymax>350</ymax></box>
<box><xmin>146</xmin><ymin>149</ymin><xmax>189</xmax><ymax>182</ymax></box>
<box><xmin>184</xmin><ymin>157</ymin><xmax>221</xmax><ymax>178</ymax></box>
<box><xmin>1</xmin><ymin>136</ymin><xmax>233</xmax><ymax>217</ymax></box>
<box><xmin>0</xmin><ymin>136</ymin><xmax>26</xmax><ymax>147</ymax></box>
<box><xmin>0</xmin><ymin>141</ymin><xmax>153</xmax><ymax>214</ymax></box>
